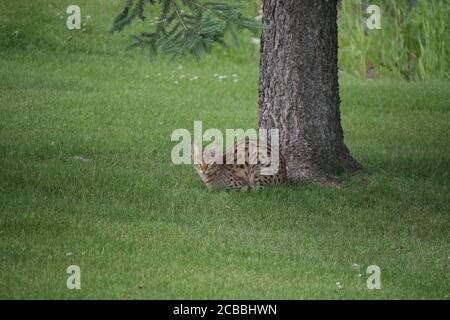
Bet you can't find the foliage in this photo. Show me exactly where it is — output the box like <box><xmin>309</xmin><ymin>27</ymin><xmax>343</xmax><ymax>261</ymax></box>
<box><xmin>1</xmin><ymin>0</ymin><xmax>449</xmax><ymax>79</ymax></box>
<box><xmin>338</xmin><ymin>0</ymin><xmax>450</xmax><ymax>80</ymax></box>
<box><xmin>110</xmin><ymin>0</ymin><xmax>264</xmax><ymax>60</ymax></box>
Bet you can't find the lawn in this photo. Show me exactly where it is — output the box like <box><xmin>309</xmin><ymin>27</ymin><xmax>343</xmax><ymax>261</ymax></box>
<box><xmin>0</xmin><ymin>1</ymin><xmax>449</xmax><ymax>299</ymax></box>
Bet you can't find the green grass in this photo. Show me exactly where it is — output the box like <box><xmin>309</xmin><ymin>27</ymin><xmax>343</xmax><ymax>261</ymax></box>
<box><xmin>1</xmin><ymin>1</ymin><xmax>450</xmax><ymax>299</ymax></box>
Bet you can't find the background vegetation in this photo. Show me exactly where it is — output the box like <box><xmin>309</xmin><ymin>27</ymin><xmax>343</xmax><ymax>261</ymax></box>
<box><xmin>339</xmin><ymin>0</ymin><xmax>450</xmax><ymax>80</ymax></box>
<box><xmin>0</xmin><ymin>0</ymin><xmax>449</xmax><ymax>299</ymax></box>
<box><xmin>1</xmin><ymin>0</ymin><xmax>449</xmax><ymax>79</ymax></box>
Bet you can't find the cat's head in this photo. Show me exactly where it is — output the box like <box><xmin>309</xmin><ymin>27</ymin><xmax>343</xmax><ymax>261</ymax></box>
<box><xmin>192</xmin><ymin>142</ymin><xmax>221</xmax><ymax>177</ymax></box>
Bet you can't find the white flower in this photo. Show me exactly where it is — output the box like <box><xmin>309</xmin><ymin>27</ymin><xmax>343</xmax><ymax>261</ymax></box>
<box><xmin>145</xmin><ymin>74</ymin><xmax>150</xmax><ymax>78</ymax></box>
<box><xmin>174</xmin><ymin>80</ymin><xmax>179</xmax><ymax>85</ymax></box>
<box><xmin>251</xmin><ymin>37</ymin><xmax>260</xmax><ymax>45</ymax></box>
<box><xmin>232</xmin><ymin>74</ymin><xmax>238</xmax><ymax>78</ymax></box>
<box><xmin>352</xmin><ymin>263</ymin><xmax>360</xmax><ymax>270</ymax></box>
<box><xmin>233</xmin><ymin>79</ymin><xmax>238</xmax><ymax>83</ymax></box>
<box><xmin>190</xmin><ymin>76</ymin><xmax>198</xmax><ymax>81</ymax></box>
<box><xmin>179</xmin><ymin>74</ymin><xmax>185</xmax><ymax>79</ymax></box>
<box><xmin>66</xmin><ymin>252</ymin><xmax>73</xmax><ymax>256</ymax></box>
<box><xmin>336</xmin><ymin>281</ymin><xmax>343</xmax><ymax>289</ymax></box>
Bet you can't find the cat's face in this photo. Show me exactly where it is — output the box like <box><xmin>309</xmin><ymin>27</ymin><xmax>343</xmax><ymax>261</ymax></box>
<box><xmin>194</xmin><ymin>162</ymin><xmax>210</xmax><ymax>175</ymax></box>
<box><xmin>192</xmin><ymin>143</ymin><xmax>220</xmax><ymax>177</ymax></box>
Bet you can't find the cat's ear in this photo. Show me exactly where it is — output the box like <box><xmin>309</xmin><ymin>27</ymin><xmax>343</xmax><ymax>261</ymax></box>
<box><xmin>192</xmin><ymin>142</ymin><xmax>202</xmax><ymax>164</ymax></box>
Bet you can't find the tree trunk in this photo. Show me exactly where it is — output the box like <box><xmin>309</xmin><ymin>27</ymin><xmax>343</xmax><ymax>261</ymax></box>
<box><xmin>259</xmin><ymin>0</ymin><xmax>361</xmax><ymax>183</ymax></box>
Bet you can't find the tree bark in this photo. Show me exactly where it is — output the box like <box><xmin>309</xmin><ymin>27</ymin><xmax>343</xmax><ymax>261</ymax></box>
<box><xmin>259</xmin><ymin>0</ymin><xmax>362</xmax><ymax>183</ymax></box>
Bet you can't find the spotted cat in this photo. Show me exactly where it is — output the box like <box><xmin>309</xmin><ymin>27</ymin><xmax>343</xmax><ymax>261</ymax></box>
<box><xmin>192</xmin><ymin>139</ymin><xmax>287</xmax><ymax>190</ymax></box>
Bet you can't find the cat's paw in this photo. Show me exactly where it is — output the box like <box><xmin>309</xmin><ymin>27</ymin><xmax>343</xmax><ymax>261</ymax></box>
<box><xmin>239</xmin><ymin>186</ymin><xmax>249</xmax><ymax>192</ymax></box>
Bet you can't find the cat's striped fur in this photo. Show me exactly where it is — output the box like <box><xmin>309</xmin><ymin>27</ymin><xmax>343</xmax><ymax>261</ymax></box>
<box><xmin>193</xmin><ymin>139</ymin><xmax>287</xmax><ymax>190</ymax></box>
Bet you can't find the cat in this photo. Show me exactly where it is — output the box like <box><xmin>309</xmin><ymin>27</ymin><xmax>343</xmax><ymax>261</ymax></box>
<box><xmin>192</xmin><ymin>139</ymin><xmax>287</xmax><ymax>190</ymax></box>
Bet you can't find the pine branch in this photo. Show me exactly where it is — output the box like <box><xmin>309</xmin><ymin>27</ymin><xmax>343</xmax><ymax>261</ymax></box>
<box><xmin>110</xmin><ymin>0</ymin><xmax>266</xmax><ymax>60</ymax></box>
<box><xmin>172</xmin><ymin>0</ymin><xmax>188</xmax><ymax>31</ymax></box>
